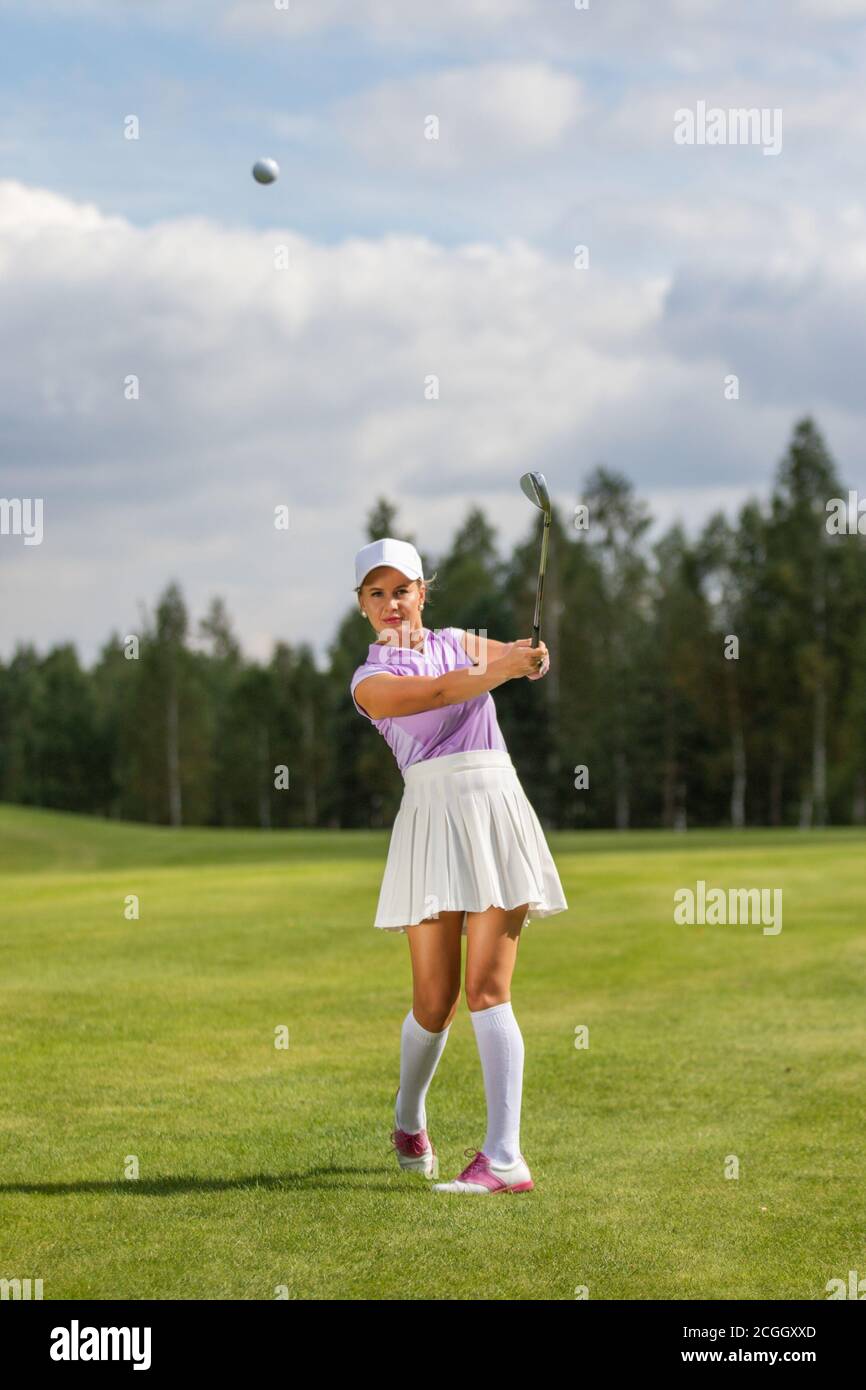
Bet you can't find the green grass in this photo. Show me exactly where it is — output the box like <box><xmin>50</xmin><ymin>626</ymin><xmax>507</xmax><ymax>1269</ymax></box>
<box><xmin>1</xmin><ymin>802</ymin><xmax>864</xmax><ymax>1300</ymax></box>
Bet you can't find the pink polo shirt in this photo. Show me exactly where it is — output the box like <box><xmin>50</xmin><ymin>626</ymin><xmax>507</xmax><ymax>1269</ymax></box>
<box><xmin>350</xmin><ymin>625</ymin><xmax>508</xmax><ymax>775</ymax></box>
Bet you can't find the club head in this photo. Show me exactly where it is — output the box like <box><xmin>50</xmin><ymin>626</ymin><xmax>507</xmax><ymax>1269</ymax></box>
<box><xmin>520</xmin><ymin>471</ymin><xmax>551</xmax><ymax>516</ymax></box>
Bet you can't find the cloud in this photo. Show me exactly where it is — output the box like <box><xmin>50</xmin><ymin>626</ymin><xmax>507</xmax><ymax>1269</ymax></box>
<box><xmin>219</xmin><ymin>0</ymin><xmax>530</xmax><ymax>41</ymax></box>
<box><xmin>6</xmin><ymin>0</ymin><xmax>865</xmax><ymax>48</ymax></box>
<box><xmin>795</xmin><ymin>0</ymin><xmax>866</xmax><ymax>15</ymax></box>
<box><xmin>333</xmin><ymin>62</ymin><xmax>585</xmax><ymax>173</ymax></box>
<box><xmin>0</xmin><ymin>178</ymin><xmax>662</xmax><ymax>505</ymax></box>
<box><xmin>214</xmin><ymin>0</ymin><xmax>866</xmax><ymax>63</ymax></box>
<box><xmin>1</xmin><ymin>173</ymin><xmax>863</xmax><ymax>665</ymax></box>
<box><xmin>0</xmin><ymin>180</ymin><xmax>665</xmax><ymax>663</ymax></box>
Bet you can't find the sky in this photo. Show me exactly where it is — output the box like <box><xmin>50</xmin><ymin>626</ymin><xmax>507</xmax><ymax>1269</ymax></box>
<box><xmin>2</xmin><ymin>0</ymin><xmax>866</xmax><ymax>666</ymax></box>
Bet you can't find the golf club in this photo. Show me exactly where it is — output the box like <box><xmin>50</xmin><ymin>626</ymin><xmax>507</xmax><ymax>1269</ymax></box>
<box><xmin>519</xmin><ymin>470</ymin><xmax>551</xmax><ymax>650</ymax></box>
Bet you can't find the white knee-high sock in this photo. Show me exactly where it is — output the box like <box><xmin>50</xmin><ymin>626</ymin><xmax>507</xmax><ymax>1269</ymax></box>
<box><xmin>396</xmin><ymin>1009</ymin><xmax>450</xmax><ymax>1134</ymax></box>
<box><xmin>470</xmin><ymin>1001</ymin><xmax>524</xmax><ymax>1167</ymax></box>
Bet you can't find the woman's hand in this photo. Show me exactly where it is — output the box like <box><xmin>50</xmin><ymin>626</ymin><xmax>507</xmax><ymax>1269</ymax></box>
<box><xmin>526</xmin><ymin>648</ymin><xmax>550</xmax><ymax>680</ymax></box>
<box><xmin>500</xmin><ymin>638</ymin><xmax>550</xmax><ymax>680</ymax></box>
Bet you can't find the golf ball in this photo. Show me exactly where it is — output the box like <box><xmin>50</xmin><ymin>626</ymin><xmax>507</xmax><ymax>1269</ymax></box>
<box><xmin>252</xmin><ymin>158</ymin><xmax>279</xmax><ymax>185</ymax></box>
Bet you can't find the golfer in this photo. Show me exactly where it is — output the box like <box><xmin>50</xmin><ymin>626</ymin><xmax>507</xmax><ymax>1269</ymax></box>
<box><xmin>350</xmin><ymin>537</ymin><xmax>568</xmax><ymax>1194</ymax></box>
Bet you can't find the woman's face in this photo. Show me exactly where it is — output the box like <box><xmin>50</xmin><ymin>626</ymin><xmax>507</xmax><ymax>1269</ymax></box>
<box><xmin>360</xmin><ymin>567</ymin><xmax>426</xmax><ymax>644</ymax></box>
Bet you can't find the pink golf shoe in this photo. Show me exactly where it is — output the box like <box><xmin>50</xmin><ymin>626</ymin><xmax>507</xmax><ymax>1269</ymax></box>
<box><xmin>432</xmin><ymin>1147</ymin><xmax>534</xmax><ymax>1194</ymax></box>
<box><xmin>389</xmin><ymin>1087</ymin><xmax>438</xmax><ymax>1179</ymax></box>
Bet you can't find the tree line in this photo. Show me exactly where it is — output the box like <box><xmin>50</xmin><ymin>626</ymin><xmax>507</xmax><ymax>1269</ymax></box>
<box><xmin>2</xmin><ymin>417</ymin><xmax>864</xmax><ymax>831</ymax></box>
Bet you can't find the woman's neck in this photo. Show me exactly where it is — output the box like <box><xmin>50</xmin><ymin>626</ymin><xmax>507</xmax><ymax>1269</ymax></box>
<box><xmin>376</xmin><ymin>623</ymin><xmax>426</xmax><ymax>650</ymax></box>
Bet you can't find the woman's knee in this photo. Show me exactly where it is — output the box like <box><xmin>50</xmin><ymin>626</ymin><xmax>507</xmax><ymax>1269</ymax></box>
<box><xmin>413</xmin><ymin>989</ymin><xmax>460</xmax><ymax>1032</ymax></box>
<box><xmin>465</xmin><ymin>983</ymin><xmax>510</xmax><ymax>1013</ymax></box>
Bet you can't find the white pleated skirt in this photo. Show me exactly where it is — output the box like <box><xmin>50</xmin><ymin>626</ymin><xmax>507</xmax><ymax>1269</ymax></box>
<box><xmin>373</xmin><ymin>748</ymin><xmax>568</xmax><ymax>936</ymax></box>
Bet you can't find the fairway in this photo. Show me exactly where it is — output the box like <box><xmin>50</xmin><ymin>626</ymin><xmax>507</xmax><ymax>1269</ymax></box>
<box><xmin>1</xmin><ymin>803</ymin><xmax>864</xmax><ymax>1301</ymax></box>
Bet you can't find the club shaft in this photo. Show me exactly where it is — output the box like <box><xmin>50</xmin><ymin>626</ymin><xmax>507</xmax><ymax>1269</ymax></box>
<box><xmin>531</xmin><ymin>516</ymin><xmax>551</xmax><ymax>647</ymax></box>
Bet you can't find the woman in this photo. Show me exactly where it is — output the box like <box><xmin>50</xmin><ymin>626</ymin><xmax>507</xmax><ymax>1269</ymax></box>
<box><xmin>350</xmin><ymin>537</ymin><xmax>568</xmax><ymax>1194</ymax></box>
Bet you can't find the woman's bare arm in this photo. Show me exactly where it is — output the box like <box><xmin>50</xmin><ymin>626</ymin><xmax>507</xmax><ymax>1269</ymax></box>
<box><xmin>354</xmin><ymin>658</ymin><xmax>514</xmax><ymax>721</ymax></box>
<box><xmin>353</xmin><ymin>640</ymin><xmax>547</xmax><ymax>720</ymax></box>
<box><xmin>452</xmin><ymin>627</ymin><xmax>508</xmax><ymax>668</ymax></box>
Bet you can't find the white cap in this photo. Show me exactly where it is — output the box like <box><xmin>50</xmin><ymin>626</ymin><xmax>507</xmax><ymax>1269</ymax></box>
<box><xmin>355</xmin><ymin>538</ymin><xmax>424</xmax><ymax>591</ymax></box>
